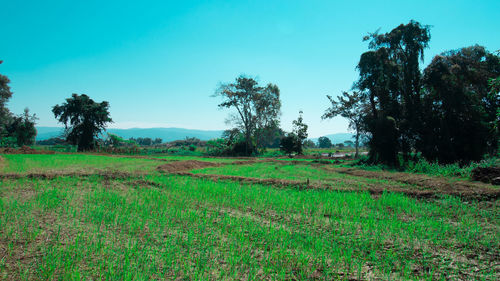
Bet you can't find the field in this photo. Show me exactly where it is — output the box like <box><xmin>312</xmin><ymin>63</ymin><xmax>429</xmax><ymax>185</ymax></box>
<box><xmin>0</xmin><ymin>153</ymin><xmax>499</xmax><ymax>280</ymax></box>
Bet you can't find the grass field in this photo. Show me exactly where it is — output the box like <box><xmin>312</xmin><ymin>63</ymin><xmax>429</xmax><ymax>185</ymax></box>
<box><xmin>0</xmin><ymin>153</ymin><xmax>499</xmax><ymax>280</ymax></box>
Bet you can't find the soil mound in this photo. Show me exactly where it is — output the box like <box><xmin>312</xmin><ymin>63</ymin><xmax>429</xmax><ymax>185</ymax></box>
<box><xmin>0</xmin><ymin>146</ymin><xmax>54</xmax><ymax>154</ymax></box>
<box><xmin>471</xmin><ymin>167</ymin><xmax>500</xmax><ymax>185</ymax></box>
<box><xmin>157</xmin><ymin>160</ymin><xmax>220</xmax><ymax>173</ymax></box>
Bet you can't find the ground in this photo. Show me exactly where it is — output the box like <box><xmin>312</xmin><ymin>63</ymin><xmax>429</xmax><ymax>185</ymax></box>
<box><xmin>0</xmin><ymin>153</ymin><xmax>498</xmax><ymax>280</ymax></box>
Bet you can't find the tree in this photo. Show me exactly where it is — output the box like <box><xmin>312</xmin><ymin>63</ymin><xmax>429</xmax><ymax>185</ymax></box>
<box><xmin>8</xmin><ymin>108</ymin><xmax>37</xmax><ymax>146</ymax></box>
<box><xmin>1</xmin><ymin>61</ymin><xmax>38</xmax><ymax>147</ymax></box>
<box><xmin>322</xmin><ymin>91</ymin><xmax>366</xmax><ymax>157</ymax></box>
<box><xmin>419</xmin><ymin>46</ymin><xmax>500</xmax><ymax>163</ymax></box>
<box><xmin>0</xmin><ymin>60</ymin><xmax>13</xmax><ymax>138</ymax></box>
<box><xmin>304</xmin><ymin>139</ymin><xmax>316</xmax><ymax>148</ymax></box>
<box><xmin>52</xmin><ymin>94</ymin><xmax>112</xmax><ymax>151</ymax></box>
<box><xmin>354</xmin><ymin>20</ymin><xmax>431</xmax><ymax>165</ymax></box>
<box><xmin>318</xmin><ymin>136</ymin><xmax>332</xmax><ymax>148</ymax></box>
<box><xmin>344</xmin><ymin>140</ymin><xmax>354</xmax><ymax>147</ymax></box>
<box><xmin>280</xmin><ymin>111</ymin><xmax>308</xmax><ymax>155</ymax></box>
<box><xmin>279</xmin><ymin>134</ymin><xmax>299</xmax><ymax>154</ymax></box>
<box><xmin>214</xmin><ymin>75</ymin><xmax>281</xmax><ymax>156</ymax></box>
<box><xmin>292</xmin><ymin>111</ymin><xmax>308</xmax><ymax>154</ymax></box>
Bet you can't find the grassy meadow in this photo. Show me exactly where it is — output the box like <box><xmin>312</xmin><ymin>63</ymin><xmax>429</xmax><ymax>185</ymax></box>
<box><xmin>0</xmin><ymin>153</ymin><xmax>499</xmax><ymax>280</ymax></box>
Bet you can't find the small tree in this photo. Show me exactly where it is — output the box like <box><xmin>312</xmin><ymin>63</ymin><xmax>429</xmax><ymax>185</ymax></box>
<box><xmin>279</xmin><ymin>134</ymin><xmax>299</xmax><ymax>154</ymax></box>
<box><xmin>53</xmin><ymin>94</ymin><xmax>112</xmax><ymax>151</ymax></box>
<box><xmin>280</xmin><ymin>111</ymin><xmax>309</xmax><ymax>155</ymax></box>
<box><xmin>8</xmin><ymin>108</ymin><xmax>37</xmax><ymax>146</ymax></box>
<box><xmin>322</xmin><ymin>92</ymin><xmax>366</xmax><ymax>157</ymax></box>
<box><xmin>292</xmin><ymin>111</ymin><xmax>308</xmax><ymax>154</ymax></box>
<box><xmin>318</xmin><ymin>136</ymin><xmax>332</xmax><ymax>148</ymax></box>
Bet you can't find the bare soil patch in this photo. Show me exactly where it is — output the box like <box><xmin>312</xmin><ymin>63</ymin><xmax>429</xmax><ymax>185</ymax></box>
<box><xmin>0</xmin><ymin>146</ymin><xmax>55</xmax><ymax>154</ymax></box>
<box><xmin>172</xmin><ymin>171</ymin><xmax>320</xmax><ymax>190</ymax></box>
<box><xmin>157</xmin><ymin>160</ymin><xmax>221</xmax><ymax>173</ymax></box>
<box><xmin>471</xmin><ymin>166</ymin><xmax>500</xmax><ymax>185</ymax></box>
<box><xmin>334</xmin><ymin>167</ymin><xmax>500</xmax><ymax>200</ymax></box>
<box><xmin>156</xmin><ymin>159</ymin><xmax>257</xmax><ymax>173</ymax></box>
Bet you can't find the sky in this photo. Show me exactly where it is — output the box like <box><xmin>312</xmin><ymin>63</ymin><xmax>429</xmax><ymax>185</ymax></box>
<box><xmin>1</xmin><ymin>0</ymin><xmax>499</xmax><ymax>138</ymax></box>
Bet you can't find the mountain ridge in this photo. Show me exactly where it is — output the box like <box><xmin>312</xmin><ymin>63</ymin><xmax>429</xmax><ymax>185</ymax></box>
<box><xmin>36</xmin><ymin>127</ymin><xmax>353</xmax><ymax>143</ymax></box>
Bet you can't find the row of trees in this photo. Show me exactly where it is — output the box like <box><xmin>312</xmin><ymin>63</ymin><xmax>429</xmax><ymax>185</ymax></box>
<box><xmin>2</xmin><ymin>20</ymin><xmax>497</xmax><ymax>163</ymax></box>
<box><xmin>212</xmin><ymin>21</ymin><xmax>499</xmax><ymax>163</ymax></box>
<box><xmin>322</xmin><ymin>21</ymin><xmax>499</xmax><ymax>165</ymax></box>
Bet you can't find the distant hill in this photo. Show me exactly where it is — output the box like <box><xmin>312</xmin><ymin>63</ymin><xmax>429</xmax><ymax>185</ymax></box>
<box><xmin>310</xmin><ymin>133</ymin><xmax>354</xmax><ymax>145</ymax></box>
<box><xmin>35</xmin><ymin>127</ymin><xmax>224</xmax><ymax>142</ymax></box>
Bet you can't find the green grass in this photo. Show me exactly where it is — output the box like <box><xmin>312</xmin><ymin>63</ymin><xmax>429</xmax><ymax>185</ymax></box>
<box><xmin>353</xmin><ymin>155</ymin><xmax>500</xmax><ymax>180</ymax></box>
<box><xmin>192</xmin><ymin>162</ymin><xmax>420</xmax><ymax>191</ymax></box>
<box><xmin>0</xmin><ymin>154</ymin><xmax>498</xmax><ymax>280</ymax></box>
<box><xmin>150</xmin><ymin>155</ymin><xmax>249</xmax><ymax>163</ymax></box>
<box><xmin>0</xmin><ymin>154</ymin><xmax>162</xmax><ymax>174</ymax></box>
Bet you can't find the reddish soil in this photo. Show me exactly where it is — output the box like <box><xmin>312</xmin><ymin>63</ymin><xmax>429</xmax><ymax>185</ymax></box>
<box><xmin>157</xmin><ymin>160</ymin><xmax>222</xmax><ymax>173</ymax></box>
<box><xmin>0</xmin><ymin>146</ymin><xmax>54</xmax><ymax>154</ymax></box>
<box><xmin>333</xmin><ymin>167</ymin><xmax>500</xmax><ymax>200</ymax></box>
<box><xmin>172</xmin><ymin>171</ymin><xmax>323</xmax><ymax>190</ymax></box>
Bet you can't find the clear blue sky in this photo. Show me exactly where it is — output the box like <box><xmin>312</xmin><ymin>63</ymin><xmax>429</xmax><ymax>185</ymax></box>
<box><xmin>1</xmin><ymin>0</ymin><xmax>499</xmax><ymax>137</ymax></box>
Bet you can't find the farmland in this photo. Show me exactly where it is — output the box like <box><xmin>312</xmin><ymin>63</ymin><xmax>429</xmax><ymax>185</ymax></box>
<box><xmin>0</xmin><ymin>153</ymin><xmax>499</xmax><ymax>280</ymax></box>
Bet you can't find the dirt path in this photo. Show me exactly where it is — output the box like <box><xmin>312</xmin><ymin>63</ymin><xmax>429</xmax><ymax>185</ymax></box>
<box><xmin>332</xmin><ymin>167</ymin><xmax>500</xmax><ymax>200</ymax></box>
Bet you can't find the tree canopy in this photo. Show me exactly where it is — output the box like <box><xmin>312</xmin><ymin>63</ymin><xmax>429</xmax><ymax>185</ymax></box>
<box><xmin>327</xmin><ymin>20</ymin><xmax>499</xmax><ymax>166</ymax></box>
<box><xmin>214</xmin><ymin>75</ymin><xmax>281</xmax><ymax>156</ymax></box>
<box><xmin>317</xmin><ymin>136</ymin><xmax>332</xmax><ymax>148</ymax></box>
<box><xmin>418</xmin><ymin>45</ymin><xmax>500</xmax><ymax>163</ymax></box>
<box><xmin>52</xmin><ymin>94</ymin><xmax>112</xmax><ymax>151</ymax></box>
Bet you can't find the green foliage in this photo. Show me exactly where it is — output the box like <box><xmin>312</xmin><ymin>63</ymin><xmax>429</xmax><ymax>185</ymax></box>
<box><xmin>1</xmin><ymin>62</ymin><xmax>37</xmax><ymax>146</ymax></box>
<box><xmin>419</xmin><ymin>46</ymin><xmax>500</xmax><ymax>163</ymax></box>
<box><xmin>52</xmin><ymin>94</ymin><xmax>112</xmax><ymax>151</ymax></box>
<box><xmin>0</xmin><ymin>61</ymin><xmax>13</xmax><ymax>138</ymax></box>
<box><xmin>280</xmin><ymin>111</ymin><xmax>309</xmax><ymax>155</ymax></box>
<box><xmin>317</xmin><ymin>136</ymin><xmax>332</xmax><ymax>148</ymax></box>
<box><xmin>348</xmin><ymin>21</ymin><xmax>499</xmax><ymax>166</ymax></box>
<box><xmin>214</xmin><ymin>75</ymin><xmax>281</xmax><ymax>156</ymax></box>
<box><xmin>279</xmin><ymin>133</ymin><xmax>299</xmax><ymax>154</ymax></box>
<box><xmin>206</xmin><ymin>138</ymin><xmax>231</xmax><ymax>156</ymax></box>
<box><xmin>355</xmin><ymin>21</ymin><xmax>431</xmax><ymax>165</ymax></box>
<box><xmin>7</xmin><ymin>108</ymin><xmax>37</xmax><ymax>146</ymax></box>
<box><xmin>0</xmin><ymin>136</ymin><xmax>16</xmax><ymax>148</ymax></box>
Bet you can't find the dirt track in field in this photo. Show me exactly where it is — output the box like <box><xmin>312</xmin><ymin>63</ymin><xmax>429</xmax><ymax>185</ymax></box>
<box><xmin>331</xmin><ymin>167</ymin><xmax>500</xmax><ymax>199</ymax></box>
<box><xmin>1</xmin><ymin>156</ymin><xmax>498</xmax><ymax>200</ymax></box>
<box><xmin>156</xmin><ymin>160</ymin><xmax>500</xmax><ymax>200</ymax></box>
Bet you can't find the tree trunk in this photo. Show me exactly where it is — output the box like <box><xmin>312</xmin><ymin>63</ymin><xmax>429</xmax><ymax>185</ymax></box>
<box><xmin>355</xmin><ymin>131</ymin><xmax>360</xmax><ymax>158</ymax></box>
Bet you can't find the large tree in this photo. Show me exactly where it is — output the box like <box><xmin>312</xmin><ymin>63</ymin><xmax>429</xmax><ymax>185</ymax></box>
<box><xmin>214</xmin><ymin>75</ymin><xmax>281</xmax><ymax>155</ymax></box>
<box><xmin>322</xmin><ymin>91</ymin><xmax>367</xmax><ymax>157</ymax></box>
<box><xmin>53</xmin><ymin>94</ymin><xmax>112</xmax><ymax>151</ymax></box>
<box><xmin>419</xmin><ymin>46</ymin><xmax>500</xmax><ymax>163</ymax></box>
<box><xmin>355</xmin><ymin>20</ymin><xmax>431</xmax><ymax>165</ymax></box>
